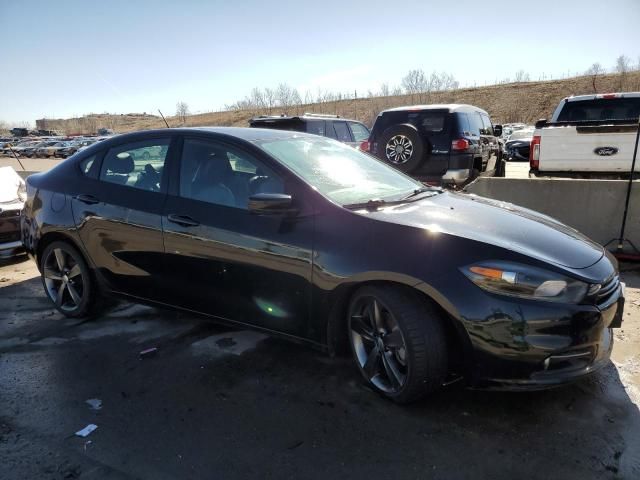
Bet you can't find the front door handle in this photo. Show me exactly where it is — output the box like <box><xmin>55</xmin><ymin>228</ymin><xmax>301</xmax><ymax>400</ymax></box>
<box><xmin>74</xmin><ymin>194</ymin><xmax>99</xmax><ymax>205</ymax></box>
<box><xmin>167</xmin><ymin>214</ymin><xmax>200</xmax><ymax>227</ymax></box>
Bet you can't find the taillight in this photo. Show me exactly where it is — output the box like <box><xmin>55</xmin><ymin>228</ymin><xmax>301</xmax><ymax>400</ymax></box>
<box><xmin>599</xmin><ymin>93</ymin><xmax>618</xmax><ymax>99</ymax></box>
<box><xmin>530</xmin><ymin>135</ymin><xmax>541</xmax><ymax>169</ymax></box>
<box><xmin>451</xmin><ymin>138</ymin><xmax>469</xmax><ymax>151</ymax></box>
<box><xmin>359</xmin><ymin>140</ymin><xmax>370</xmax><ymax>152</ymax></box>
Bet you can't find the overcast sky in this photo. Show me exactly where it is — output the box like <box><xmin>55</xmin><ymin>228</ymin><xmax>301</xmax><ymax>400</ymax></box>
<box><xmin>1</xmin><ymin>0</ymin><xmax>639</xmax><ymax>125</ymax></box>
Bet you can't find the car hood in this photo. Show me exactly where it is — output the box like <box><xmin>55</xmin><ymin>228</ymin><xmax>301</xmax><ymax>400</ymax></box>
<box><xmin>362</xmin><ymin>191</ymin><xmax>604</xmax><ymax>269</ymax></box>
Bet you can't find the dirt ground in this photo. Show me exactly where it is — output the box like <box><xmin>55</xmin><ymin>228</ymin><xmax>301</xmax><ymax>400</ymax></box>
<box><xmin>1</xmin><ymin>256</ymin><xmax>639</xmax><ymax>480</ymax></box>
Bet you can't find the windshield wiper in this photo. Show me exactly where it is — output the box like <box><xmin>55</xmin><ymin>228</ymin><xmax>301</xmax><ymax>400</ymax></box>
<box><xmin>401</xmin><ymin>186</ymin><xmax>439</xmax><ymax>200</ymax></box>
<box><xmin>343</xmin><ymin>198</ymin><xmax>399</xmax><ymax>210</ymax></box>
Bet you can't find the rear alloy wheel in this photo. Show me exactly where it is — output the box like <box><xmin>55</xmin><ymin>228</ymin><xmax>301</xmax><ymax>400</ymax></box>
<box><xmin>41</xmin><ymin>241</ymin><xmax>94</xmax><ymax>317</ymax></box>
<box><xmin>378</xmin><ymin>124</ymin><xmax>425</xmax><ymax>174</ymax></box>
<box><xmin>386</xmin><ymin>135</ymin><xmax>414</xmax><ymax>165</ymax></box>
<box><xmin>348</xmin><ymin>286</ymin><xmax>448</xmax><ymax>403</ymax></box>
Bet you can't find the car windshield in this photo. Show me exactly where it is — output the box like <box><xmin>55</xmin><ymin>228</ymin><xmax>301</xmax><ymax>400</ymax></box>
<box><xmin>257</xmin><ymin>135</ymin><xmax>427</xmax><ymax>205</ymax></box>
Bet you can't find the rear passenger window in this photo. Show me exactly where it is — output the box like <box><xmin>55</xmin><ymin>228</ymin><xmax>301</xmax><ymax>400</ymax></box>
<box><xmin>457</xmin><ymin>114</ymin><xmax>471</xmax><ymax>136</ymax></box>
<box><xmin>306</xmin><ymin>120</ymin><xmax>325</xmax><ymax>136</ymax></box>
<box><xmin>468</xmin><ymin>113</ymin><xmax>484</xmax><ymax>136</ymax></box>
<box><xmin>100</xmin><ymin>138</ymin><xmax>170</xmax><ymax>192</ymax></box>
<box><xmin>348</xmin><ymin>122</ymin><xmax>370</xmax><ymax>142</ymax></box>
<box><xmin>332</xmin><ymin>122</ymin><xmax>352</xmax><ymax>142</ymax></box>
<box><xmin>481</xmin><ymin>115</ymin><xmax>494</xmax><ymax>135</ymax></box>
<box><xmin>324</xmin><ymin>121</ymin><xmax>337</xmax><ymax>139</ymax></box>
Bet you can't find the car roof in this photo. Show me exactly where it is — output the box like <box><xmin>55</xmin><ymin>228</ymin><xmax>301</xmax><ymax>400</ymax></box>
<box><xmin>380</xmin><ymin>104</ymin><xmax>489</xmax><ymax>115</ymax></box>
<box><xmin>562</xmin><ymin>92</ymin><xmax>640</xmax><ymax>103</ymax></box>
<box><xmin>250</xmin><ymin>114</ymin><xmax>362</xmax><ymax>123</ymax></box>
<box><xmin>91</xmin><ymin>127</ymin><xmax>316</xmax><ymax>144</ymax></box>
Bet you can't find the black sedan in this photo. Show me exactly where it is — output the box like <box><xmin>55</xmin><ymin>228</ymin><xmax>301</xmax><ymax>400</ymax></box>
<box><xmin>504</xmin><ymin>129</ymin><xmax>534</xmax><ymax>162</ymax></box>
<box><xmin>20</xmin><ymin>128</ymin><xmax>624</xmax><ymax>403</ymax></box>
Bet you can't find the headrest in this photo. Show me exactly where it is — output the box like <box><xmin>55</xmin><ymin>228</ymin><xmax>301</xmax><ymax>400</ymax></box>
<box><xmin>105</xmin><ymin>152</ymin><xmax>135</xmax><ymax>174</ymax></box>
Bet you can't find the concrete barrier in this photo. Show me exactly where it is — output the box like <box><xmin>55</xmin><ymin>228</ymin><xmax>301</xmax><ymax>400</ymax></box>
<box><xmin>465</xmin><ymin>177</ymin><xmax>640</xmax><ymax>250</ymax></box>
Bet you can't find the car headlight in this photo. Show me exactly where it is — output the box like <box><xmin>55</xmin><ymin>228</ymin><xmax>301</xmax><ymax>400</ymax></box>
<box><xmin>461</xmin><ymin>261</ymin><xmax>589</xmax><ymax>303</ymax></box>
<box><xmin>17</xmin><ymin>181</ymin><xmax>27</xmax><ymax>202</ymax></box>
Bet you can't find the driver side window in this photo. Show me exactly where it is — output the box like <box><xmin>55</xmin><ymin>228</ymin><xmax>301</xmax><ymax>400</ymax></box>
<box><xmin>179</xmin><ymin>138</ymin><xmax>284</xmax><ymax>209</ymax></box>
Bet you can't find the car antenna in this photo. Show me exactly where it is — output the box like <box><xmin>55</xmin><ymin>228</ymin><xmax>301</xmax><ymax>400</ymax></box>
<box><xmin>7</xmin><ymin>144</ymin><xmax>26</xmax><ymax>171</ymax></box>
<box><xmin>158</xmin><ymin>109</ymin><xmax>171</xmax><ymax>128</ymax></box>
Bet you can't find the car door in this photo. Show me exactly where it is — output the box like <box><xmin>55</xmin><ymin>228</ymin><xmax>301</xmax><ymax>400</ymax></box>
<box><xmin>71</xmin><ymin>135</ymin><xmax>175</xmax><ymax>299</ymax></box>
<box><xmin>161</xmin><ymin>135</ymin><xmax>314</xmax><ymax>338</ymax></box>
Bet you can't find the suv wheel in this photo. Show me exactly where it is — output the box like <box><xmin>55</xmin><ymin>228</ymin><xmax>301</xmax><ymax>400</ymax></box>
<box><xmin>379</xmin><ymin>124</ymin><xmax>425</xmax><ymax>173</ymax></box>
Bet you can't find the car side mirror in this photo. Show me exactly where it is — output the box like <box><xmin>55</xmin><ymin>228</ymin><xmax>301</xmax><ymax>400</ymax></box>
<box><xmin>493</xmin><ymin>124</ymin><xmax>503</xmax><ymax>137</ymax></box>
<box><xmin>535</xmin><ymin>119</ymin><xmax>547</xmax><ymax>129</ymax></box>
<box><xmin>248</xmin><ymin>193</ymin><xmax>296</xmax><ymax>215</ymax></box>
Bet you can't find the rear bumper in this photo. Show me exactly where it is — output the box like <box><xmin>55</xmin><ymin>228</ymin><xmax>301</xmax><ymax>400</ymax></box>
<box><xmin>441</xmin><ymin>169</ymin><xmax>470</xmax><ymax>185</ymax></box>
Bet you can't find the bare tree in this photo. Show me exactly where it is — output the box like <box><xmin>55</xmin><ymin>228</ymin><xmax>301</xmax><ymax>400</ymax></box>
<box><xmin>379</xmin><ymin>83</ymin><xmax>390</xmax><ymax>97</ymax></box>
<box><xmin>249</xmin><ymin>88</ymin><xmax>266</xmax><ymax>110</ymax></box>
<box><xmin>401</xmin><ymin>69</ymin><xmax>428</xmax><ymax>96</ymax></box>
<box><xmin>514</xmin><ymin>70</ymin><xmax>531</xmax><ymax>83</ymax></box>
<box><xmin>176</xmin><ymin>101</ymin><xmax>189</xmax><ymax>124</ymax></box>
<box><xmin>616</xmin><ymin>55</ymin><xmax>631</xmax><ymax>74</ymax></box>
<box><xmin>585</xmin><ymin>63</ymin><xmax>605</xmax><ymax>92</ymax></box>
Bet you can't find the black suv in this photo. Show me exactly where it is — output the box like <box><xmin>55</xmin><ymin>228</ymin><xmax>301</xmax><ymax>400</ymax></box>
<box><xmin>365</xmin><ymin>105</ymin><xmax>504</xmax><ymax>185</ymax></box>
<box><xmin>249</xmin><ymin>114</ymin><xmax>370</xmax><ymax>149</ymax></box>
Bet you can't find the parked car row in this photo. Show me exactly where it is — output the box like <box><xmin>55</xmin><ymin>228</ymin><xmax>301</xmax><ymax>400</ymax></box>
<box><xmin>1</xmin><ymin>136</ymin><xmax>108</xmax><ymax>158</ymax></box>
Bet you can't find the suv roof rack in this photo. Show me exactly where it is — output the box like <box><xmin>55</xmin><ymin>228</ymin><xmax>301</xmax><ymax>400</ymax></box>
<box><xmin>303</xmin><ymin>112</ymin><xmax>340</xmax><ymax>118</ymax></box>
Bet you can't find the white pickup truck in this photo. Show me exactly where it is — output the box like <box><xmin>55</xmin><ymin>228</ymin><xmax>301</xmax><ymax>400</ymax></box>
<box><xmin>530</xmin><ymin>92</ymin><xmax>640</xmax><ymax>177</ymax></box>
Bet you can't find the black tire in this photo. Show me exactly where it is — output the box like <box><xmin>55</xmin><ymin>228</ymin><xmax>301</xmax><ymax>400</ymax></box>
<box><xmin>347</xmin><ymin>285</ymin><xmax>448</xmax><ymax>404</ymax></box>
<box><xmin>378</xmin><ymin>124</ymin><xmax>425</xmax><ymax>174</ymax></box>
<box><xmin>495</xmin><ymin>158</ymin><xmax>506</xmax><ymax>177</ymax></box>
<box><xmin>40</xmin><ymin>241</ymin><xmax>97</xmax><ymax>318</ymax></box>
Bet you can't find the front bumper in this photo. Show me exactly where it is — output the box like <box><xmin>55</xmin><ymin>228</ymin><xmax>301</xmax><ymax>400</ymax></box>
<box><xmin>0</xmin><ymin>206</ymin><xmax>24</xmax><ymax>258</ymax></box>
<box><xmin>449</xmin><ymin>273</ymin><xmax>623</xmax><ymax>390</ymax></box>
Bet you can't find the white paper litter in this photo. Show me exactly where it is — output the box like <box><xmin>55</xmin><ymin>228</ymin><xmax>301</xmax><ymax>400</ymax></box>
<box><xmin>75</xmin><ymin>424</ymin><xmax>98</xmax><ymax>437</ymax></box>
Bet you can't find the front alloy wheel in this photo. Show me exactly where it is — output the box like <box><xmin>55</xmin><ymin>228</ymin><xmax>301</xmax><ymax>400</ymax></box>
<box><xmin>385</xmin><ymin>135</ymin><xmax>414</xmax><ymax>164</ymax></box>
<box><xmin>348</xmin><ymin>286</ymin><xmax>448</xmax><ymax>403</ymax></box>
<box><xmin>350</xmin><ymin>296</ymin><xmax>408</xmax><ymax>393</ymax></box>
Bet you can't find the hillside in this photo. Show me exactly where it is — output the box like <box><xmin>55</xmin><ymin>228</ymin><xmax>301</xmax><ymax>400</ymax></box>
<box><xmin>39</xmin><ymin>71</ymin><xmax>640</xmax><ymax>135</ymax></box>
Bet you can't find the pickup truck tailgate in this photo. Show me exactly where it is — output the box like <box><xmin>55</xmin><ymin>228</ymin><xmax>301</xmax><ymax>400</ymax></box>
<box><xmin>538</xmin><ymin>124</ymin><xmax>639</xmax><ymax>172</ymax></box>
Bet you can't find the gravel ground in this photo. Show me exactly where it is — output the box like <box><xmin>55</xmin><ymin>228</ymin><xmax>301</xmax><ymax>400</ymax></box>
<box><xmin>1</xmin><ymin>257</ymin><xmax>639</xmax><ymax>480</ymax></box>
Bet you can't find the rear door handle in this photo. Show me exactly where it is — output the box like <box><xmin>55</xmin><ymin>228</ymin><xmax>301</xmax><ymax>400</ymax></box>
<box><xmin>74</xmin><ymin>194</ymin><xmax>99</xmax><ymax>205</ymax></box>
<box><xmin>167</xmin><ymin>214</ymin><xmax>200</xmax><ymax>227</ymax></box>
